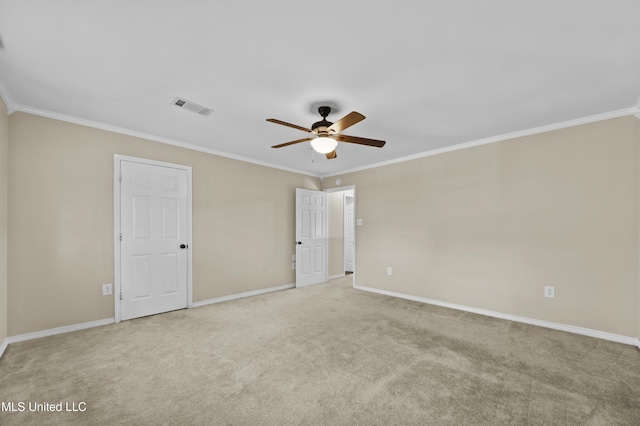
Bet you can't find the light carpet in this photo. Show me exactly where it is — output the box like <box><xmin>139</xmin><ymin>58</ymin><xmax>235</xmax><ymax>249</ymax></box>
<box><xmin>1</xmin><ymin>276</ymin><xmax>639</xmax><ymax>425</ymax></box>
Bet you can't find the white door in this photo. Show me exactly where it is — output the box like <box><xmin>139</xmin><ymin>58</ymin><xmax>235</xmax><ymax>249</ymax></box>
<box><xmin>119</xmin><ymin>160</ymin><xmax>189</xmax><ymax>320</ymax></box>
<box><xmin>296</xmin><ymin>188</ymin><xmax>327</xmax><ymax>287</ymax></box>
<box><xmin>344</xmin><ymin>195</ymin><xmax>355</xmax><ymax>272</ymax></box>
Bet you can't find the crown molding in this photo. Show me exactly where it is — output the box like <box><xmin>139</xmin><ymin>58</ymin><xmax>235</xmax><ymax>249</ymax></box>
<box><xmin>8</xmin><ymin>100</ymin><xmax>639</xmax><ymax>179</ymax></box>
<box><xmin>12</xmin><ymin>104</ymin><xmax>318</xmax><ymax>177</ymax></box>
<box><xmin>633</xmin><ymin>94</ymin><xmax>640</xmax><ymax>119</ymax></box>
<box><xmin>0</xmin><ymin>78</ymin><xmax>17</xmax><ymax>114</ymax></box>
<box><xmin>322</xmin><ymin>107</ymin><xmax>638</xmax><ymax>178</ymax></box>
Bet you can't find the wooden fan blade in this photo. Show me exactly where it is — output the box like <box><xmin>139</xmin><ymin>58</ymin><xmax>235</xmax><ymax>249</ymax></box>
<box><xmin>325</xmin><ymin>150</ymin><xmax>337</xmax><ymax>160</ymax></box>
<box><xmin>266</xmin><ymin>118</ymin><xmax>312</xmax><ymax>133</ymax></box>
<box><xmin>336</xmin><ymin>134</ymin><xmax>386</xmax><ymax>147</ymax></box>
<box><xmin>327</xmin><ymin>111</ymin><xmax>365</xmax><ymax>133</ymax></box>
<box><xmin>271</xmin><ymin>137</ymin><xmax>314</xmax><ymax>149</ymax></box>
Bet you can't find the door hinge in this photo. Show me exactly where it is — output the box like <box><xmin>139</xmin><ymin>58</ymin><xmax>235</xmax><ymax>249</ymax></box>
<box><xmin>119</xmin><ymin>233</ymin><xmax>122</xmax><ymax>241</ymax></box>
<box><xmin>119</xmin><ymin>292</ymin><xmax>123</xmax><ymax>301</ymax></box>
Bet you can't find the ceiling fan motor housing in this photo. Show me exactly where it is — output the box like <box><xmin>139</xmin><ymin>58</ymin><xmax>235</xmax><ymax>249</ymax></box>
<box><xmin>312</xmin><ymin>106</ymin><xmax>333</xmax><ymax>133</ymax></box>
<box><xmin>312</xmin><ymin>120</ymin><xmax>333</xmax><ymax>133</ymax></box>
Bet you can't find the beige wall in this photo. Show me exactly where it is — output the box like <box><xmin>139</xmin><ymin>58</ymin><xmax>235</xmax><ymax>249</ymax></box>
<box><xmin>4</xmin><ymin>110</ymin><xmax>640</xmax><ymax>341</ymax></box>
<box><xmin>324</xmin><ymin>116</ymin><xmax>639</xmax><ymax>338</ymax></box>
<box><xmin>0</xmin><ymin>98</ymin><xmax>8</xmax><ymax>346</ymax></box>
<box><xmin>328</xmin><ymin>192</ymin><xmax>345</xmax><ymax>277</ymax></box>
<box><xmin>7</xmin><ymin>112</ymin><xmax>320</xmax><ymax>336</ymax></box>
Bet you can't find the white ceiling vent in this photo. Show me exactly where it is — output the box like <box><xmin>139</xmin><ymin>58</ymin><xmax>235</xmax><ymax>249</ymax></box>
<box><xmin>172</xmin><ymin>97</ymin><xmax>213</xmax><ymax>116</ymax></box>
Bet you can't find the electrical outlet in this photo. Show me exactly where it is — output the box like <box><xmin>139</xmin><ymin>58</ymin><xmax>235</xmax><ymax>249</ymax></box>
<box><xmin>291</xmin><ymin>254</ymin><xmax>296</xmax><ymax>261</ymax></box>
<box><xmin>544</xmin><ymin>286</ymin><xmax>555</xmax><ymax>298</ymax></box>
<box><xmin>102</xmin><ymin>283</ymin><xmax>113</xmax><ymax>296</ymax></box>
<box><xmin>292</xmin><ymin>263</ymin><xmax>296</xmax><ymax>270</ymax></box>
<box><xmin>387</xmin><ymin>267</ymin><xmax>392</xmax><ymax>276</ymax></box>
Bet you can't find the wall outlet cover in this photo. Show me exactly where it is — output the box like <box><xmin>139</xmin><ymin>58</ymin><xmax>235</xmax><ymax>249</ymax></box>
<box><xmin>102</xmin><ymin>283</ymin><xmax>113</xmax><ymax>296</ymax></box>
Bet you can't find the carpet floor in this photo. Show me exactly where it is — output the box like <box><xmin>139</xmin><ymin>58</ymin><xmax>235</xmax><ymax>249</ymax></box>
<box><xmin>1</xmin><ymin>276</ymin><xmax>639</xmax><ymax>425</ymax></box>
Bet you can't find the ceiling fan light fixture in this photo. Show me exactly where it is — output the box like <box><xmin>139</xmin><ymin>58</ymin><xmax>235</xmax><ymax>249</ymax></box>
<box><xmin>267</xmin><ymin>107</ymin><xmax>385</xmax><ymax>157</ymax></box>
<box><xmin>310</xmin><ymin>136</ymin><xmax>337</xmax><ymax>154</ymax></box>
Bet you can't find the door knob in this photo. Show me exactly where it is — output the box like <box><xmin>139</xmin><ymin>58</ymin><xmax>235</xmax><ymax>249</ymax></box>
<box><xmin>180</xmin><ymin>244</ymin><xmax>188</xmax><ymax>249</ymax></box>
<box><xmin>297</xmin><ymin>241</ymin><xmax>302</xmax><ymax>245</ymax></box>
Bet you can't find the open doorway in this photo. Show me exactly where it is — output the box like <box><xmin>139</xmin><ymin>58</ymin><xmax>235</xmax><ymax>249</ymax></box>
<box><xmin>326</xmin><ymin>186</ymin><xmax>356</xmax><ymax>286</ymax></box>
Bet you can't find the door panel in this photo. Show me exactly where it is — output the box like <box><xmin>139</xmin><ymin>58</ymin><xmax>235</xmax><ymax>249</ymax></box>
<box><xmin>162</xmin><ymin>198</ymin><xmax>179</xmax><ymax>238</ymax></box>
<box><xmin>296</xmin><ymin>188</ymin><xmax>327</xmax><ymax>287</ymax></box>
<box><xmin>161</xmin><ymin>253</ymin><xmax>179</xmax><ymax>295</ymax></box>
<box><xmin>132</xmin><ymin>255</ymin><xmax>151</xmax><ymax>299</ymax></box>
<box><xmin>120</xmin><ymin>160</ymin><xmax>188</xmax><ymax>320</ymax></box>
<box><xmin>133</xmin><ymin>196</ymin><xmax>151</xmax><ymax>239</ymax></box>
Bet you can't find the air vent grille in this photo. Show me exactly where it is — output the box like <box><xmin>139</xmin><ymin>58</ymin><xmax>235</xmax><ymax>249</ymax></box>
<box><xmin>172</xmin><ymin>97</ymin><xmax>213</xmax><ymax>116</ymax></box>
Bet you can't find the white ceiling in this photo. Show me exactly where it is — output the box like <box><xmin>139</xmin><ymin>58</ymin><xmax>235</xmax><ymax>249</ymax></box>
<box><xmin>0</xmin><ymin>0</ymin><xmax>639</xmax><ymax>177</ymax></box>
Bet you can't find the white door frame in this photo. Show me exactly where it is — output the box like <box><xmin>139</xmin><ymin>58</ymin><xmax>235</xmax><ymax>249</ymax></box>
<box><xmin>113</xmin><ymin>154</ymin><xmax>193</xmax><ymax>323</ymax></box>
<box><xmin>324</xmin><ymin>185</ymin><xmax>356</xmax><ymax>287</ymax></box>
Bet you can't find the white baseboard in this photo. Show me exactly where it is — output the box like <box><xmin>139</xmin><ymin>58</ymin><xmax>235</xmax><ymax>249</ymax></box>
<box><xmin>192</xmin><ymin>283</ymin><xmax>295</xmax><ymax>308</ymax></box>
<box><xmin>5</xmin><ymin>284</ymin><xmax>296</xmax><ymax>345</ymax></box>
<box><xmin>4</xmin><ymin>287</ymin><xmax>637</xmax><ymax>350</ymax></box>
<box><xmin>7</xmin><ymin>318</ymin><xmax>115</xmax><ymax>344</ymax></box>
<box><xmin>0</xmin><ymin>338</ymin><xmax>8</xmax><ymax>359</ymax></box>
<box><xmin>355</xmin><ymin>285</ymin><xmax>640</xmax><ymax>347</ymax></box>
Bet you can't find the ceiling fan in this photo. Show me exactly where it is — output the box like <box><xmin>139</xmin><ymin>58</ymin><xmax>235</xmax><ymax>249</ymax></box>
<box><xmin>266</xmin><ymin>106</ymin><xmax>386</xmax><ymax>159</ymax></box>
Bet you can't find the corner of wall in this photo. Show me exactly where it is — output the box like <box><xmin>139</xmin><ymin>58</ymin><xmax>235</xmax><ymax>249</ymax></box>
<box><xmin>0</xmin><ymin>94</ymin><xmax>9</xmax><ymax>354</ymax></box>
<box><xmin>636</xmin><ymin>113</ymin><xmax>640</xmax><ymax>344</ymax></box>
<box><xmin>0</xmin><ymin>338</ymin><xmax>7</xmax><ymax>359</ymax></box>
